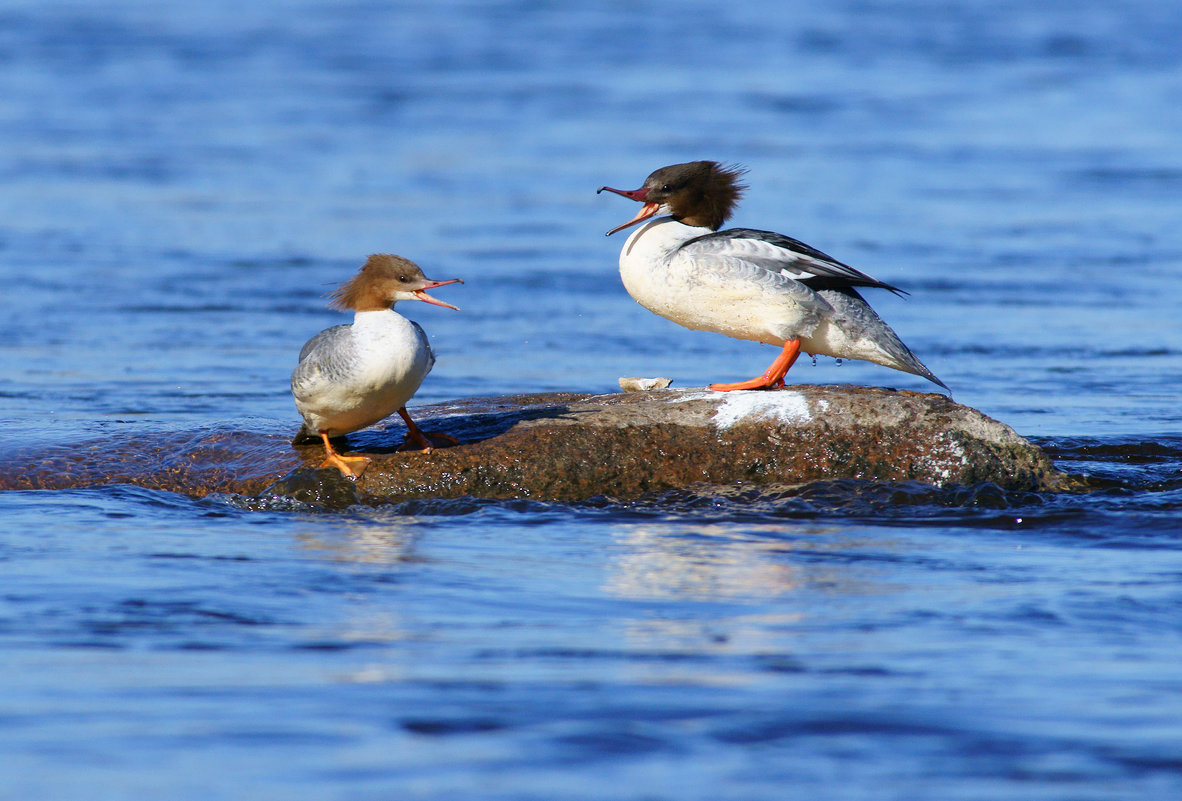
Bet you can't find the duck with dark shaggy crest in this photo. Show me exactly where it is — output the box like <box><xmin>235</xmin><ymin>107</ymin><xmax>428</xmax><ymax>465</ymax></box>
<box><xmin>598</xmin><ymin>161</ymin><xmax>947</xmax><ymax>392</ymax></box>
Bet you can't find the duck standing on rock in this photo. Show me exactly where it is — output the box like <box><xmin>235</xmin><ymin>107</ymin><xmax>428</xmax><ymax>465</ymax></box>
<box><xmin>291</xmin><ymin>254</ymin><xmax>462</xmax><ymax>479</ymax></box>
<box><xmin>598</xmin><ymin>161</ymin><xmax>947</xmax><ymax>392</ymax></box>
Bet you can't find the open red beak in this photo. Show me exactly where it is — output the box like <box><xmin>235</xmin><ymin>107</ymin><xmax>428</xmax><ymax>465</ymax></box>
<box><xmin>414</xmin><ymin>278</ymin><xmax>463</xmax><ymax>310</ymax></box>
<box><xmin>597</xmin><ymin>185</ymin><xmax>661</xmax><ymax>236</ymax></box>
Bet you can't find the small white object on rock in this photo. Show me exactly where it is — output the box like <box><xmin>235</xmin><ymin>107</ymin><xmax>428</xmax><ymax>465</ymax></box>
<box><xmin>618</xmin><ymin>377</ymin><xmax>674</xmax><ymax>393</ymax></box>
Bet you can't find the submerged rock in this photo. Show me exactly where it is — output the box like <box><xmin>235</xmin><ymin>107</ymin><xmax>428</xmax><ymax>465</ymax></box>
<box><xmin>252</xmin><ymin>467</ymin><xmax>367</xmax><ymax>511</ymax></box>
<box><xmin>0</xmin><ymin>386</ymin><xmax>1068</xmax><ymax>503</ymax></box>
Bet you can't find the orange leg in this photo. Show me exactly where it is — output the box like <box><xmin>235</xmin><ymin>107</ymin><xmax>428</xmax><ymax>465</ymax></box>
<box><xmin>318</xmin><ymin>432</ymin><xmax>371</xmax><ymax>479</ymax></box>
<box><xmin>396</xmin><ymin>407</ymin><xmax>458</xmax><ymax>454</ymax></box>
<box><xmin>709</xmin><ymin>339</ymin><xmax>802</xmax><ymax>392</ymax></box>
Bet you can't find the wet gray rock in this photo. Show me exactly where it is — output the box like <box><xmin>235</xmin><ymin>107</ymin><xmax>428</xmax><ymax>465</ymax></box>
<box><xmin>0</xmin><ymin>386</ymin><xmax>1070</xmax><ymax>503</ymax></box>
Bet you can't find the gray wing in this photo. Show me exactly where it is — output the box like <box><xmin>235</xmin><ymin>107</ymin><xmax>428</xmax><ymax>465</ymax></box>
<box><xmin>297</xmin><ymin>324</ymin><xmax>349</xmax><ymax>365</ymax></box>
<box><xmin>818</xmin><ymin>287</ymin><xmax>948</xmax><ymax>391</ymax></box>
<box><xmin>679</xmin><ymin>228</ymin><xmax>906</xmax><ymax>295</ymax></box>
<box><xmin>669</xmin><ymin>245</ymin><xmax>838</xmax><ymax>322</ymax></box>
<box><xmin>291</xmin><ymin>325</ymin><xmax>354</xmax><ymax>399</ymax></box>
<box><xmin>291</xmin><ymin>325</ymin><xmax>355</xmax><ymax>442</ymax></box>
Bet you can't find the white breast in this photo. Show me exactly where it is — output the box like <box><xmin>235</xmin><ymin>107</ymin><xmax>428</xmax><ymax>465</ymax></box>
<box><xmin>617</xmin><ymin>217</ymin><xmax>710</xmax><ymax>325</ymax></box>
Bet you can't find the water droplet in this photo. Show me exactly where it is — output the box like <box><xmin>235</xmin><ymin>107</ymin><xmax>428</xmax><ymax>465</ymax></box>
<box><xmin>811</xmin><ymin>355</ymin><xmax>817</xmax><ymax>367</ymax></box>
<box><xmin>835</xmin><ymin>358</ymin><xmax>843</xmax><ymax>366</ymax></box>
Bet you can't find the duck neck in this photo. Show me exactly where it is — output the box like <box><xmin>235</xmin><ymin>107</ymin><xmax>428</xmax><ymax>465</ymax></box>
<box><xmin>621</xmin><ymin>216</ymin><xmax>711</xmax><ymax>260</ymax></box>
<box><xmin>351</xmin><ymin>307</ymin><xmax>400</xmax><ymax>328</ymax></box>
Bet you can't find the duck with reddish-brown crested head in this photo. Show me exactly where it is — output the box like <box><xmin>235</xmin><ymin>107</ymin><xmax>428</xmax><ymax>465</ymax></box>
<box><xmin>291</xmin><ymin>254</ymin><xmax>462</xmax><ymax>479</ymax></box>
<box><xmin>598</xmin><ymin>161</ymin><xmax>947</xmax><ymax>393</ymax></box>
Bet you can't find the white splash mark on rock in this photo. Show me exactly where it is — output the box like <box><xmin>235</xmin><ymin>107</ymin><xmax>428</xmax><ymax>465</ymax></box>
<box><xmin>671</xmin><ymin>390</ymin><xmax>814</xmax><ymax>429</ymax></box>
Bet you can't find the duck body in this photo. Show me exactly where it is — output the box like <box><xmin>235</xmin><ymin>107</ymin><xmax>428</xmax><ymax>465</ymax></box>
<box><xmin>292</xmin><ymin>310</ymin><xmax>434</xmax><ymax>440</ymax></box>
<box><xmin>600</xmin><ymin>161</ymin><xmax>947</xmax><ymax>391</ymax></box>
<box><xmin>290</xmin><ymin>253</ymin><xmax>462</xmax><ymax>478</ymax></box>
<box><xmin>617</xmin><ymin>217</ymin><xmax>941</xmax><ymax>382</ymax></box>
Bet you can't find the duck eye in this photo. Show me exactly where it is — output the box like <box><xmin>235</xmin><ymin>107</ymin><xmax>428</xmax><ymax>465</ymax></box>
<box><xmin>398</xmin><ymin>275</ymin><xmax>409</xmax><ymax>283</ymax></box>
<box><xmin>661</xmin><ymin>184</ymin><xmax>672</xmax><ymax>192</ymax></box>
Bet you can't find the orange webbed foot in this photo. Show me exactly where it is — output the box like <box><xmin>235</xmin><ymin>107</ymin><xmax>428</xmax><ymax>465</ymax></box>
<box><xmin>709</xmin><ymin>376</ymin><xmax>780</xmax><ymax>392</ymax></box>
<box><xmin>396</xmin><ymin>407</ymin><xmax>457</xmax><ymax>454</ymax></box>
<box><xmin>316</xmin><ymin>432</ymin><xmax>371</xmax><ymax>480</ymax></box>
<box><xmin>319</xmin><ymin>453</ymin><xmax>371</xmax><ymax>479</ymax></box>
<box><xmin>708</xmin><ymin>339</ymin><xmax>802</xmax><ymax>392</ymax></box>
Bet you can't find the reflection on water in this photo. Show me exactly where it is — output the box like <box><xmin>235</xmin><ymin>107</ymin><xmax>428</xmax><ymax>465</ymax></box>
<box><xmin>293</xmin><ymin>515</ymin><xmax>420</xmax><ymax>564</ymax></box>
<box><xmin>604</xmin><ymin>523</ymin><xmax>811</xmax><ymax>601</ymax></box>
<box><xmin>603</xmin><ymin>521</ymin><xmax>903</xmax><ymax>603</ymax></box>
<box><xmin>289</xmin><ymin>515</ymin><xmax>423</xmax><ymax>659</ymax></box>
<box><xmin>602</xmin><ymin>522</ymin><xmax>922</xmax><ymax>683</ymax></box>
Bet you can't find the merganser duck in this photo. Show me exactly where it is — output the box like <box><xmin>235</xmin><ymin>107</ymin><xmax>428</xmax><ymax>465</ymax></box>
<box><xmin>598</xmin><ymin>161</ymin><xmax>947</xmax><ymax>392</ymax></box>
<box><xmin>291</xmin><ymin>254</ymin><xmax>462</xmax><ymax>479</ymax></box>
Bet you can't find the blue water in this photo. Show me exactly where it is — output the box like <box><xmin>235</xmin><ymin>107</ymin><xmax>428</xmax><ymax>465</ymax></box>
<box><xmin>2</xmin><ymin>1</ymin><xmax>1182</xmax><ymax>798</ymax></box>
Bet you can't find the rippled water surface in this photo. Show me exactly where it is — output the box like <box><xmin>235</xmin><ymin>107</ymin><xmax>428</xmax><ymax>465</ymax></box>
<box><xmin>3</xmin><ymin>1</ymin><xmax>1182</xmax><ymax>798</ymax></box>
